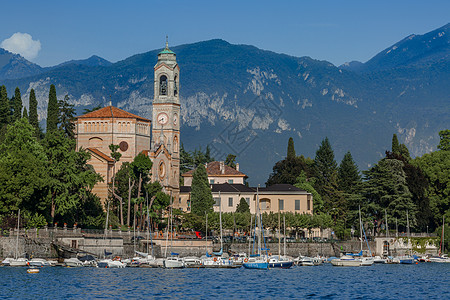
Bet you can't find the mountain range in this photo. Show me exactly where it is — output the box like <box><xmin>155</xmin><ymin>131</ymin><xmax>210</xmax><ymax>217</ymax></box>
<box><xmin>1</xmin><ymin>23</ymin><xmax>449</xmax><ymax>185</ymax></box>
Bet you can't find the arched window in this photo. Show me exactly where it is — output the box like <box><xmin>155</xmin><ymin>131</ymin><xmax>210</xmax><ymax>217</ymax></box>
<box><xmin>160</xmin><ymin>75</ymin><xmax>168</xmax><ymax>95</ymax></box>
<box><xmin>174</xmin><ymin>75</ymin><xmax>178</xmax><ymax>96</ymax></box>
<box><xmin>173</xmin><ymin>135</ymin><xmax>179</xmax><ymax>153</ymax></box>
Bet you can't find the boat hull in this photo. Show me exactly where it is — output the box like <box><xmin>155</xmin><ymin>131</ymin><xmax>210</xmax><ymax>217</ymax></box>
<box><xmin>268</xmin><ymin>261</ymin><xmax>293</xmax><ymax>269</ymax></box>
<box><xmin>331</xmin><ymin>259</ymin><xmax>361</xmax><ymax>267</ymax></box>
<box><xmin>243</xmin><ymin>262</ymin><xmax>268</xmax><ymax>269</ymax></box>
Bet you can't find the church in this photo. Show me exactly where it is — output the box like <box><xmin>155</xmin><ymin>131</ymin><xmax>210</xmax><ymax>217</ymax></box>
<box><xmin>74</xmin><ymin>41</ymin><xmax>180</xmax><ymax>203</ymax></box>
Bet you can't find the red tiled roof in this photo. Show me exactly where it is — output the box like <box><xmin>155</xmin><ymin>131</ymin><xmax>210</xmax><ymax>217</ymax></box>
<box><xmin>87</xmin><ymin>147</ymin><xmax>114</xmax><ymax>162</ymax></box>
<box><xmin>77</xmin><ymin>106</ymin><xmax>150</xmax><ymax>122</ymax></box>
<box><xmin>182</xmin><ymin>161</ymin><xmax>246</xmax><ymax>177</ymax></box>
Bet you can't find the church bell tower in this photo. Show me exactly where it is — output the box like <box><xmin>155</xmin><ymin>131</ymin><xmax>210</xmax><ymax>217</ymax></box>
<box><xmin>150</xmin><ymin>39</ymin><xmax>180</xmax><ymax>200</ymax></box>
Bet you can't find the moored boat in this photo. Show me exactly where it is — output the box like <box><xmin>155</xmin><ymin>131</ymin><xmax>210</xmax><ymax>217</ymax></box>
<box><xmin>331</xmin><ymin>255</ymin><xmax>361</xmax><ymax>267</ymax></box>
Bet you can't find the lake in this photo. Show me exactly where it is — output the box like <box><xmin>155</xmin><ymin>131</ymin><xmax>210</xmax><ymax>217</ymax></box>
<box><xmin>1</xmin><ymin>263</ymin><xmax>449</xmax><ymax>299</ymax></box>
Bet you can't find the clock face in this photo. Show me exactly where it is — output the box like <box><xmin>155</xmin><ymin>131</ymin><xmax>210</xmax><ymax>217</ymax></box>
<box><xmin>173</xmin><ymin>113</ymin><xmax>178</xmax><ymax>126</ymax></box>
<box><xmin>157</xmin><ymin>112</ymin><xmax>168</xmax><ymax>125</ymax></box>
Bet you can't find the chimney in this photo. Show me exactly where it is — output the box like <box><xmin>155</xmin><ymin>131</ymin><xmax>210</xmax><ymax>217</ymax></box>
<box><xmin>236</xmin><ymin>163</ymin><xmax>239</xmax><ymax>171</ymax></box>
<box><xmin>220</xmin><ymin>161</ymin><xmax>225</xmax><ymax>174</ymax></box>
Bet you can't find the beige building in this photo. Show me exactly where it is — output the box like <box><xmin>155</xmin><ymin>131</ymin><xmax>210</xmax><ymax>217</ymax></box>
<box><xmin>74</xmin><ymin>106</ymin><xmax>152</xmax><ymax>201</ymax></box>
<box><xmin>182</xmin><ymin>161</ymin><xmax>247</xmax><ymax>186</ymax></box>
<box><xmin>74</xmin><ymin>41</ymin><xmax>181</xmax><ymax>204</ymax></box>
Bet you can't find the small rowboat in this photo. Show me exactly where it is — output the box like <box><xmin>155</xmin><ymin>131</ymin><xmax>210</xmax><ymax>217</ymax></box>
<box><xmin>27</xmin><ymin>268</ymin><xmax>40</xmax><ymax>274</ymax></box>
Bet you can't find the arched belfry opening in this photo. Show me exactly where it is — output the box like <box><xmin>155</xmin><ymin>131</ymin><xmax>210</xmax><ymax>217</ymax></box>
<box><xmin>174</xmin><ymin>75</ymin><xmax>178</xmax><ymax>96</ymax></box>
<box><xmin>160</xmin><ymin>75</ymin><xmax>168</xmax><ymax>95</ymax></box>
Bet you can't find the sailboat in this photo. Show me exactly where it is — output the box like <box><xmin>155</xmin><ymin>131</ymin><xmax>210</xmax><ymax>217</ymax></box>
<box><xmin>9</xmin><ymin>210</ymin><xmax>28</xmax><ymax>267</ymax></box>
<box><xmin>398</xmin><ymin>210</ymin><xmax>414</xmax><ymax>264</ymax></box>
<box><xmin>243</xmin><ymin>186</ymin><xmax>269</xmax><ymax>269</ymax></box>
<box><xmin>163</xmin><ymin>192</ymin><xmax>184</xmax><ymax>268</ymax></box>
<box><xmin>429</xmin><ymin>216</ymin><xmax>450</xmax><ymax>263</ymax></box>
<box><xmin>268</xmin><ymin>214</ymin><xmax>293</xmax><ymax>268</ymax></box>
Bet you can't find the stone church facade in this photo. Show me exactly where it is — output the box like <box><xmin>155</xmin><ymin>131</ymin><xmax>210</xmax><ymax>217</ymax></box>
<box><xmin>74</xmin><ymin>42</ymin><xmax>180</xmax><ymax>204</ymax></box>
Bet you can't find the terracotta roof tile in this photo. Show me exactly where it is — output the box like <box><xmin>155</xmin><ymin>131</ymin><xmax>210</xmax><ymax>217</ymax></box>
<box><xmin>77</xmin><ymin>106</ymin><xmax>150</xmax><ymax>122</ymax></box>
<box><xmin>182</xmin><ymin>161</ymin><xmax>246</xmax><ymax>177</ymax></box>
<box><xmin>87</xmin><ymin>147</ymin><xmax>114</xmax><ymax>162</ymax></box>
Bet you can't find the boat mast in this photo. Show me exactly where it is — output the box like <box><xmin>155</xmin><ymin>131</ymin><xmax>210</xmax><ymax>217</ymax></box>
<box><xmin>439</xmin><ymin>215</ymin><xmax>444</xmax><ymax>256</ymax></box>
<box><xmin>278</xmin><ymin>206</ymin><xmax>281</xmax><ymax>256</ymax></box>
<box><xmin>205</xmin><ymin>211</ymin><xmax>208</xmax><ymax>254</ymax></box>
<box><xmin>385</xmin><ymin>209</ymin><xmax>389</xmax><ymax>238</ymax></box>
<box><xmin>170</xmin><ymin>192</ymin><xmax>173</xmax><ymax>255</ymax></box>
<box><xmin>283</xmin><ymin>214</ymin><xmax>286</xmax><ymax>257</ymax></box>
<box><xmin>359</xmin><ymin>205</ymin><xmax>363</xmax><ymax>253</ymax></box>
<box><xmin>15</xmin><ymin>209</ymin><xmax>20</xmax><ymax>259</ymax></box>
<box><xmin>257</xmin><ymin>185</ymin><xmax>261</xmax><ymax>256</ymax></box>
<box><xmin>219</xmin><ymin>191</ymin><xmax>223</xmax><ymax>252</ymax></box>
<box><xmin>406</xmin><ymin>210</ymin><xmax>410</xmax><ymax>255</ymax></box>
<box><xmin>248</xmin><ymin>214</ymin><xmax>253</xmax><ymax>257</ymax></box>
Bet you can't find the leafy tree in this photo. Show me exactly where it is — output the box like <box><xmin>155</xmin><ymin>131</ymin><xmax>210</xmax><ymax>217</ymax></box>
<box><xmin>190</xmin><ymin>164</ymin><xmax>214</xmax><ymax>216</ymax></box>
<box><xmin>46</xmin><ymin>84</ymin><xmax>58</xmax><ymax>133</ymax></box>
<box><xmin>0</xmin><ymin>118</ymin><xmax>48</xmax><ymax>216</ymax></box>
<box><xmin>236</xmin><ymin>197</ymin><xmax>250</xmax><ymax>213</ymax></box>
<box><xmin>437</xmin><ymin>129</ymin><xmax>450</xmax><ymax>151</ymax></box>
<box><xmin>294</xmin><ymin>171</ymin><xmax>323</xmax><ymax>212</ymax></box>
<box><xmin>130</xmin><ymin>152</ymin><xmax>153</xmax><ymax>228</ymax></box>
<box><xmin>413</xmin><ymin>146</ymin><xmax>450</xmax><ymax>227</ymax></box>
<box><xmin>225</xmin><ymin>154</ymin><xmax>236</xmax><ymax>169</ymax></box>
<box><xmin>109</xmin><ymin>144</ymin><xmax>123</xmax><ymax>224</ymax></box>
<box><xmin>266</xmin><ymin>137</ymin><xmax>313</xmax><ymax>185</ymax></box>
<box><xmin>58</xmin><ymin>95</ymin><xmax>76</xmax><ymax>139</ymax></box>
<box><xmin>28</xmin><ymin>89</ymin><xmax>39</xmax><ymax>137</ymax></box>
<box><xmin>13</xmin><ymin>87</ymin><xmax>22</xmax><ymax>121</ymax></box>
<box><xmin>362</xmin><ymin>158</ymin><xmax>416</xmax><ymax>232</ymax></box>
<box><xmin>287</xmin><ymin>137</ymin><xmax>295</xmax><ymax>159</ymax></box>
<box><xmin>42</xmin><ymin>129</ymin><xmax>102</xmax><ymax>223</ymax></box>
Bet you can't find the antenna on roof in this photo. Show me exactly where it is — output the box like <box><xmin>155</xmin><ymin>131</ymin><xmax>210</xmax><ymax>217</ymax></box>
<box><xmin>165</xmin><ymin>35</ymin><xmax>169</xmax><ymax>49</ymax></box>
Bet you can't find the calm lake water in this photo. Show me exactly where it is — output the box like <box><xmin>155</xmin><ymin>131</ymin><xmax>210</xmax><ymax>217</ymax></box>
<box><xmin>1</xmin><ymin>263</ymin><xmax>449</xmax><ymax>299</ymax></box>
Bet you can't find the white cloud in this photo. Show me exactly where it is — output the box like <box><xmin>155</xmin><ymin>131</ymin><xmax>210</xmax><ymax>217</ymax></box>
<box><xmin>1</xmin><ymin>32</ymin><xmax>41</xmax><ymax>60</ymax></box>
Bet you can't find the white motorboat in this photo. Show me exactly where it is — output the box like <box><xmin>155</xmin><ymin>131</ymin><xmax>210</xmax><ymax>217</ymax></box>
<box><xmin>163</xmin><ymin>256</ymin><xmax>184</xmax><ymax>269</ymax></box>
<box><xmin>2</xmin><ymin>258</ymin><xmax>14</xmax><ymax>266</ymax></box>
<box><xmin>360</xmin><ymin>257</ymin><xmax>374</xmax><ymax>266</ymax></box>
<box><xmin>28</xmin><ymin>258</ymin><xmax>53</xmax><ymax>267</ymax></box>
<box><xmin>429</xmin><ymin>255</ymin><xmax>450</xmax><ymax>263</ymax></box>
<box><xmin>97</xmin><ymin>258</ymin><xmax>126</xmax><ymax>268</ymax></box>
<box><xmin>183</xmin><ymin>256</ymin><xmax>203</xmax><ymax>267</ymax></box>
<box><xmin>331</xmin><ymin>255</ymin><xmax>362</xmax><ymax>267</ymax></box>
<box><xmin>64</xmin><ymin>257</ymin><xmax>84</xmax><ymax>267</ymax></box>
<box><xmin>9</xmin><ymin>258</ymin><xmax>28</xmax><ymax>267</ymax></box>
<box><xmin>373</xmin><ymin>256</ymin><xmax>387</xmax><ymax>264</ymax></box>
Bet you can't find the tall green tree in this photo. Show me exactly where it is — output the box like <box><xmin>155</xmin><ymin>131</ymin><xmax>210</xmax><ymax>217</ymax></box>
<box><xmin>294</xmin><ymin>171</ymin><xmax>323</xmax><ymax>213</ymax></box>
<box><xmin>58</xmin><ymin>95</ymin><xmax>76</xmax><ymax>139</ymax></box>
<box><xmin>287</xmin><ymin>137</ymin><xmax>296</xmax><ymax>159</ymax></box>
<box><xmin>28</xmin><ymin>89</ymin><xmax>40</xmax><ymax>138</ymax></box>
<box><xmin>22</xmin><ymin>107</ymin><xmax>28</xmax><ymax>119</ymax></box>
<box><xmin>313</xmin><ymin>137</ymin><xmax>338</xmax><ymax>209</ymax></box>
<box><xmin>46</xmin><ymin>84</ymin><xmax>58</xmax><ymax>133</ymax></box>
<box><xmin>0</xmin><ymin>86</ymin><xmax>8</xmax><ymax>128</ymax></box>
<box><xmin>13</xmin><ymin>87</ymin><xmax>22</xmax><ymax>121</ymax></box>
<box><xmin>190</xmin><ymin>164</ymin><xmax>214</xmax><ymax>216</ymax></box>
<box><xmin>392</xmin><ymin>134</ymin><xmax>400</xmax><ymax>154</ymax></box>
<box><xmin>338</xmin><ymin>151</ymin><xmax>361</xmax><ymax>192</ymax></box>
<box><xmin>0</xmin><ymin>118</ymin><xmax>48</xmax><ymax>216</ymax></box>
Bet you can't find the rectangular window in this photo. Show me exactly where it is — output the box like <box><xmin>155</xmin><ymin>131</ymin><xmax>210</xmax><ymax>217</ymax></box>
<box><xmin>245</xmin><ymin>198</ymin><xmax>250</xmax><ymax>205</ymax></box>
<box><xmin>228</xmin><ymin>179</ymin><xmax>233</xmax><ymax>184</ymax></box>
<box><xmin>214</xmin><ymin>197</ymin><xmax>220</xmax><ymax>207</ymax></box>
<box><xmin>210</xmin><ymin>179</ymin><xmax>215</xmax><ymax>184</ymax></box>
<box><xmin>307</xmin><ymin>199</ymin><xmax>311</xmax><ymax>211</ymax></box>
<box><xmin>295</xmin><ymin>200</ymin><xmax>300</xmax><ymax>211</ymax></box>
<box><xmin>279</xmin><ymin>199</ymin><xmax>284</xmax><ymax>211</ymax></box>
<box><xmin>179</xmin><ymin>197</ymin><xmax>181</xmax><ymax>204</ymax></box>
<box><xmin>228</xmin><ymin>197</ymin><xmax>233</xmax><ymax>207</ymax></box>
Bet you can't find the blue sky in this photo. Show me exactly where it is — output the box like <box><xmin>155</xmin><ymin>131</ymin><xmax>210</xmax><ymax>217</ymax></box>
<box><xmin>1</xmin><ymin>0</ymin><xmax>448</xmax><ymax>67</ymax></box>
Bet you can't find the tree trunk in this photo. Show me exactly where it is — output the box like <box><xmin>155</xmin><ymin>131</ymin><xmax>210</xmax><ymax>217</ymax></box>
<box><xmin>127</xmin><ymin>177</ymin><xmax>135</xmax><ymax>226</ymax></box>
<box><xmin>137</xmin><ymin>173</ymin><xmax>142</xmax><ymax>229</ymax></box>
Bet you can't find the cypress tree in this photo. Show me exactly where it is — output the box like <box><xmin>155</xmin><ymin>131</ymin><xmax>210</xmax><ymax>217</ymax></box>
<box><xmin>46</xmin><ymin>84</ymin><xmax>58</xmax><ymax>132</ymax></box>
<box><xmin>29</xmin><ymin>89</ymin><xmax>39</xmax><ymax>135</ymax></box>
<box><xmin>0</xmin><ymin>85</ymin><xmax>9</xmax><ymax>127</ymax></box>
<box><xmin>13</xmin><ymin>87</ymin><xmax>22</xmax><ymax>121</ymax></box>
<box><xmin>392</xmin><ymin>134</ymin><xmax>400</xmax><ymax>154</ymax></box>
<box><xmin>23</xmin><ymin>107</ymin><xmax>28</xmax><ymax>119</ymax></box>
<box><xmin>287</xmin><ymin>137</ymin><xmax>296</xmax><ymax>159</ymax></box>
<box><xmin>190</xmin><ymin>164</ymin><xmax>214</xmax><ymax>216</ymax></box>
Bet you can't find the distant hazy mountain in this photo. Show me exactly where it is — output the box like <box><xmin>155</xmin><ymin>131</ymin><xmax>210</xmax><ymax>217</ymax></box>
<box><xmin>1</xmin><ymin>23</ymin><xmax>449</xmax><ymax>185</ymax></box>
<box><xmin>48</xmin><ymin>55</ymin><xmax>112</xmax><ymax>69</ymax></box>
